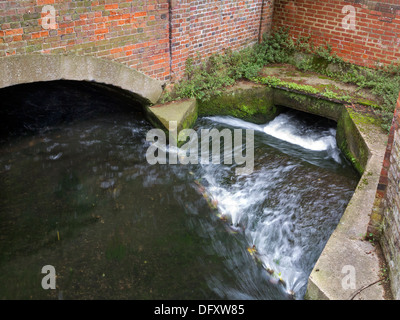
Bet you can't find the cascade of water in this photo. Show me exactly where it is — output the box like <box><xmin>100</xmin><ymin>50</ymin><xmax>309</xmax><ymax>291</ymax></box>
<box><xmin>194</xmin><ymin>112</ymin><xmax>357</xmax><ymax>298</ymax></box>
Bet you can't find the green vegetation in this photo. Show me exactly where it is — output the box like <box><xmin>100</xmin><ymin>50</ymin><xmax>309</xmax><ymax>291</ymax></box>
<box><xmin>380</xmin><ymin>264</ymin><xmax>390</xmax><ymax>284</ymax></box>
<box><xmin>252</xmin><ymin>76</ymin><xmax>354</xmax><ymax>102</ymax></box>
<box><xmin>173</xmin><ymin>47</ymin><xmax>265</xmax><ymax>102</ymax></box>
<box><xmin>161</xmin><ymin>27</ymin><xmax>399</xmax><ymax>132</ymax></box>
<box><xmin>168</xmin><ymin>28</ymin><xmax>296</xmax><ymax>102</ymax></box>
<box><xmin>253</xmin><ymin>76</ymin><xmax>319</xmax><ymax>94</ymax></box>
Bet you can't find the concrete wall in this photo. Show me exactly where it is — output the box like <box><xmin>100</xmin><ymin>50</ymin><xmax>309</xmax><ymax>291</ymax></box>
<box><xmin>272</xmin><ymin>0</ymin><xmax>400</xmax><ymax>68</ymax></box>
<box><xmin>369</xmin><ymin>93</ymin><xmax>400</xmax><ymax>300</ymax></box>
<box><xmin>0</xmin><ymin>0</ymin><xmax>274</xmax><ymax>82</ymax></box>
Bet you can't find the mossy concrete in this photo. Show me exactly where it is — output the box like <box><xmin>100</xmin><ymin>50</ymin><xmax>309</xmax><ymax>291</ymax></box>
<box><xmin>0</xmin><ymin>54</ymin><xmax>164</xmax><ymax>105</ymax></box>
<box><xmin>262</xmin><ymin>66</ymin><xmax>390</xmax><ymax>300</ymax></box>
<box><xmin>196</xmin><ymin>77</ymin><xmax>390</xmax><ymax>300</ymax></box>
<box><xmin>305</xmin><ymin>107</ymin><xmax>389</xmax><ymax>300</ymax></box>
<box><xmin>262</xmin><ymin>64</ymin><xmax>381</xmax><ymax>108</ymax></box>
<box><xmin>251</xmin><ymin>75</ymin><xmax>390</xmax><ymax>299</ymax></box>
<box><xmin>195</xmin><ymin>80</ymin><xmax>373</xmax><ymax>178</ymax></box>
<box><xmin>197</xmin><ymin>81</ymin><xmax>282</xmax><ymax>123</ymax></box>
<box><xmin>273</xmin><ymin>88</ymin><xmax>344</xmax><ymax>122</ymax></box>
<box><xmin>336</xmin><ymin>109</ymin><xmax>370</xmax><ymax>175</ymax></box>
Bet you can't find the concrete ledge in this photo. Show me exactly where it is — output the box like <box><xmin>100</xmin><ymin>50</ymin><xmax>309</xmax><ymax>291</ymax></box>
<box><xmin>305</xmin><ymin>106</ymin><xmax>388</xmax><ymax>300</ymax></box>
<box><xmin>0</xmin><ymin>54</ymin><xmax>164</xmax><ymax>104</ymax></box>
<box><xmin>273</xmin><ymin>87</ymin><xmax>344</xmax><ymax>122</ymax></box>
<box><xmin>197</xmin><ymin>81</ymin><xmax>281</xmax><ymax>123</ymax></box>
<box><xmin>145</xmin><ymin>98</ymin><xmax>198</xmax><ymax>138</ymax></box>
<box><xmin>262</xmin><ymin>85</ymin><xmax>389</xmax><ymax>299</ymax></box>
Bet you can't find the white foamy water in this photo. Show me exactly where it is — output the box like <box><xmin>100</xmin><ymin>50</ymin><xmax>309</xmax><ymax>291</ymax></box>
<box><xmin>263</xmin><ymin>114</ymin><xmax>335</xmax><ymax>151</ymax></box>
<box><xmin>200</xmin><ymin>166</ymin><xmax>308</xmax><ymax>296</ymax></box>
<box><xmin>206</xmin><ymin>113</ymin><xmax>342</xmax><ymax>163</ymax></box>
<box><xmin>196</xmin><ymin>113</ymin><xmax>355</xmax><ymax>298</ymax></box>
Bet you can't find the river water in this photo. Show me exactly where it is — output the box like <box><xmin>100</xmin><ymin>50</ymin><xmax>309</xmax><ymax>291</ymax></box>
<box><xmin>0</xmin><ymin>85</ymin><xmax>359</xmax><ymax>300</ymax></box>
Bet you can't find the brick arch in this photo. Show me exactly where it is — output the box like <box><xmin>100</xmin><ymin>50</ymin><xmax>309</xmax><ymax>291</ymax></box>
<box><xmin>0</xmin><ymin>54</ymin><xmax>164</xmax><ymax>105</ymax></box>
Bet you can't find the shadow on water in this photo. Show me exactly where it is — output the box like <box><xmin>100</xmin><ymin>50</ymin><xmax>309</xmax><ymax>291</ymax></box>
<box><xmin>0</xmin><ymin>81</ymin><xmax>359</xmax><ymax>299</ymax></box>
<box><xmin>0</xmin><ymin>80</ymin><xmax>145</xmax><ymax>141</ymax></box>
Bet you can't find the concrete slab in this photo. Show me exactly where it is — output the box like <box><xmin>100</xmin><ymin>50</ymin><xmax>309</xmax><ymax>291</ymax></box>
<box><xmin>262</xmin><ymin>65</ymin><xmax>380</xmax><ymax>106</ymax></box>
<box><xmin>145</xmin><ymin>98</ymin><xmax>198</xmax><ymax>135</ymax></box>
<box><xmin>305</xmin><ymin>107</ymin><xmax>389</xmax><ymax>300</ymax></box>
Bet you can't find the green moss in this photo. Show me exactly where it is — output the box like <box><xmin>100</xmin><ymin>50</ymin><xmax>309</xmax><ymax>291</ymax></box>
<box><xmin>354</xmin><ymin>98</ymin><xmax>380</xmax><ymax>109</ymax></box>
<box><xmin>254</xmin><ymin>76</ymin><xmax>320</xmax><ymax>95</ymax></box>
<box><xmin>347</xmin><ymin>109</ymin><xmax>380</xmax><ymax>127</ymax></box>
<box><xmin>309</xmin><ymin>56</ymin><xmax>331</xmax><ymax>73</ymax></box>
<box><xmin>358</xmin><ymin>177</ymin><xmax>369</xmax><ymax>190</ymax></box>
<box><xmin>341</xmin><ymin>144</ymin><xmax>364</xmax><ymax>176</ymax></box>
<box><xmin>347</xmin><ymin>108</ymin><xmax>390</xmax><ymax>137</ymax></box>
<box><xmin>254</xmin><ymin>76</ymin><xmax>353</xmax><ymax>104</ymax></box>
<box><xmin>314</xmin><ymin>84</ymin><xmax>330</xmax><ymax>90</ymax></box>
<box><xmin>273</xmin><ymin>88</ymin><xmax>343</xmax><ymax>121</ymax></box>
<box><xmin>318</xmin><ymin>75</ymin><xmax>331</xmax><ymax>80</ymax></box>
<box><xmin>180</xmin><ymin>105</ymin><xmax>198</xmax><ymax>133</ymax></box>
<box><xmin>283</xmin><ymin>71</ymin><xmax>313</xmax><ymax>78</ymax></box>
<box><xmin>336</xmin><ymin>109</ymin><xmax>369</xmax><ymax>176</ymax></box>
<box><xmin>145</xmin><ymin>99</ymin><xmax>198</xmax><ymax>147</ymax></box>
<box><xmin>198</xmin><ymin>85</ymin><xmax>280</xmax><ymax>123</ymax></box>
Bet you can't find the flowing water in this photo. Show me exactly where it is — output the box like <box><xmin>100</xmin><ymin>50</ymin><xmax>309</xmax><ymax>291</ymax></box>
<box><xmin>0</xmin><ymin>84</ymin><xmax>359</xmax><ymax>300</ymax></box>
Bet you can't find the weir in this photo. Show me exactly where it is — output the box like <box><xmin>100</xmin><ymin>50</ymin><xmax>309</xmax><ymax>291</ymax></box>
<box><xmin>0</xmin><ymin>76</ymin><xmax>386</xmax><ymax>300</ymax></box>
<box><xmin>148</xmin><ymin>78</ymin><xmax>389</xmax><ymax>299</ymax></box>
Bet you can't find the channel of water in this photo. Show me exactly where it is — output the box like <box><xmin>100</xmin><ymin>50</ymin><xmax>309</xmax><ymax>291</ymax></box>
<box><xmin>0</xmin><ymin>82</ymin><xmax>359</xmax><ymax>299</ymax></box>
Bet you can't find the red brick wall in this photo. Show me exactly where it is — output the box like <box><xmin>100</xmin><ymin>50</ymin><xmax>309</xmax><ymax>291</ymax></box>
<box><xmin>0</xmin><ymin>0</ymin><xmax>274</xmax><ymax>82</ymax></box>
<box><xmin>272</xmin><ymin>0</ymin><xmax>400</xmax><ymax>68</ymax></box>
<box><xmin>0</xmin><ymin>0</ymin><xmax>171</xmax><ymax>80</ymax></box>
<box><xmin>369</xmin><ymin>92</ymin><xmax>400</xmax><ymax>299</ymax></box>
<box><xmin>260</xmin><ymin>0</ymin><xmax>275</xmax><ymax>42</ymax></box>
<box><xmin>170</xmin><ymin>0</ymin><xmax>275</xmax><ymax>81</ymax></box>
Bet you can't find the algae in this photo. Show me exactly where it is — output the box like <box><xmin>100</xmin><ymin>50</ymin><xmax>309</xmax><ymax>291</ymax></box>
<box><xmin>197</xmin><ymin>85</ymin><xmax>281</xmax><ymax>124</ymax></box>
<box><xmin>336</xmin><ymin>109</ymin><xmax>370</xmax><ymax>175</ymax></box>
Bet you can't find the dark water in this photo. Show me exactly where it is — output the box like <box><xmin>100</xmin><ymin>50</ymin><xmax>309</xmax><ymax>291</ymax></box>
<box><xmin>0</xmin><ymin>83</ymin><xmax>359</xmax><ymax>300</ymax></box>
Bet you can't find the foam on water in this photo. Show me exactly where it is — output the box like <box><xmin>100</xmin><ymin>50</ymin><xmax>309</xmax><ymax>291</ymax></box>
<box><xmin>206</xmin><ymin>113</ymin><xmax>341</xmax><ymax>163</ymax></box>
<box><xmin>196</xmin><ymin>113</ymin><xmax>355</xmax><ymax>298</ymax></box>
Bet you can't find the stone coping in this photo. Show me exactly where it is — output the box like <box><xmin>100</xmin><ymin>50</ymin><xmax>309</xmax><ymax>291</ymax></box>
<box><xmin>0</xmin><ymin>54</ymin><xmax>164</xmax><ymax>105</ymax></box>
<box><xmin>305</xmin><ymin>106</ymin><xmax>389</xmax><ymax>300</ymax></box>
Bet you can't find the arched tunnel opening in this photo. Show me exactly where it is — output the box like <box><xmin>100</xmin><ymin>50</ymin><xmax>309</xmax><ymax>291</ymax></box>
<box><xmin>0</xmin><ymin>80</ymin><xmax>148</xmax><ymax>140</ymax></box>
